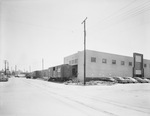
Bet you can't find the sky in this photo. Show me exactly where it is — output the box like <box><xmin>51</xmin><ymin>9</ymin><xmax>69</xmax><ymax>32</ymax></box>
<box><xmin>0</xmin><ymin>0</ymin><xmax>150</xmax><ymax>72</ymax></box>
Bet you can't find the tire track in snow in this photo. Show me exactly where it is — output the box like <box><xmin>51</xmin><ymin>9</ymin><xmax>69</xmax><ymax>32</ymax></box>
<box><xmin>30</xmin><ymin>79</ymin><xmax>150</xmax><ymax>114</ymax></box>
<box><xmin>23</xmin><ymin>79</ymin><xmax>150</xmax><ymax>116</ymax></box>
<box><xmin>23</xmin><ymin>79</ymin><xmax>118</xmax><ymax>116</ymax></box>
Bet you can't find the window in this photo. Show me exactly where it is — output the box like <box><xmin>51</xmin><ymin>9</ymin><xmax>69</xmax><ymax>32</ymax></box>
<box><xmin>57</xmin><ymin>67</ymin><xmax>61</xmax><ymax>72</ymax></box>
<box><xmin>69</xmin><ymin>61</ymin><xmax>71</xmax><ymax>64</ymax></box>
<box><xmin>75</xmin><ymin>59</ymin><xmax>78</xmax><ymax>64</ymax></box>
<box><xmin>112</xmin><ymin>60</ymin><xmax>116</xmax><ymax>64</ymax></box>
<box><xmin>121</xmin><ymin>61</ymin><xmax>125</xmax><ymax>65</ymax></box>
<box><xmin>129</xmin><ymin>62</ymin><xmax>132</xmax><ymax>66</ymax></box>
<box><xmin>72</xmin><ymin>60</ymin><xmax>74</xmax><ymax>64</ymax></box>
<box><xmin>102</xmin><ymin>59</ymin><xmax>107</xmax><ymax>63</ymax></box>
<box><xmin>91</xmin><ymin>57</ymin><xmax>96</xmax><ymax>62</ymax></box>
<box><xmin>144</xmin><ymin>64</ymin><xmax>147</xmax><ymax>68</ymax></box>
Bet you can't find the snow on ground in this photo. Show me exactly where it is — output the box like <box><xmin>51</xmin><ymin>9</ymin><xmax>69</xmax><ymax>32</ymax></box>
<box><xmin>0</xmin><ymin>77</ymin><xmax>150</xmax><ymax>116</ymax></box>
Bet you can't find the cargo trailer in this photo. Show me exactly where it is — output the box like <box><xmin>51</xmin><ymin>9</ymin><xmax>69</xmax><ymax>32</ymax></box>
<box><xmin>48</xmin><ymin>64</ymin><xmax>72</xmax><ymax>81</ymax></box>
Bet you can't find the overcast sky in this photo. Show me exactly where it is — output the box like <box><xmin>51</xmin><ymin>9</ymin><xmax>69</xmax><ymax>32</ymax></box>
<box><xmin>0</xmin><ymin>0</ymin><xmax>150</xmax><ymax>71</ymax></box>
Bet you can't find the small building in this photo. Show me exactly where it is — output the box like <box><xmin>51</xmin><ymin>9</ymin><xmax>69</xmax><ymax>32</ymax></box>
<box><xmin>64</xmin><ymin>50</ymin><xmax>150</xmax><ymax>81</ymax></box>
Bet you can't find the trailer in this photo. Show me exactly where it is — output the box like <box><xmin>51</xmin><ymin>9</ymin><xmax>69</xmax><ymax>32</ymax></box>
<box><xmin>32</xmin><ymin>70</ymin><xmax>42</xmax><ymax>79</ymax></box>
<box><xmin>49</xmin><ymin>64</ymin><xmax>72</xmax><ymax>81</ymax></box>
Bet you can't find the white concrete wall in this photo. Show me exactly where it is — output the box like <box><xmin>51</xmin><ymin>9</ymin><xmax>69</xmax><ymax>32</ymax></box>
<box><xmin>64</xmin><ymin>51</ymin><xmax>85</xmax><ymax>81</ymax></box>
<box><xmin>85</xmin><ymin>50</ymin><xmax>133</xmax><ymax>78</ymax></box>
<box><xmin>64</xmin><ymin>50</ymin><xmax>150</xmax><ymax>81</ymax></box>
<box><xmin>143</xmin><ymin>59</ymin><xmax>150</xmax><ymax>78</ymax></box>
<box><xmin>64</xmin><ymin>53</ymin><xmax>78</xmax><ymax>65</ymax></box>
<box><xmin>77</xmin><ymin>51</ymin><xmax>84</xmax><ymax>81</ymax></box>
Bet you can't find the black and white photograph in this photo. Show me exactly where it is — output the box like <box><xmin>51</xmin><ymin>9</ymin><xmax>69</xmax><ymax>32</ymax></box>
<box><xmin>0</xmin><ymin>0</ymin><xmax>150</xmax><ymax>116</ymax></box>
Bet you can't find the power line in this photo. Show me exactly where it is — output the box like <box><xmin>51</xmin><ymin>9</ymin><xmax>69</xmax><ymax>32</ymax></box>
<box><xmin>72</xmin><ymin>1</ymin><xmax>138</xmax><ymax>33</ymax></box>
<box><xmin>111</xmin><ymin>1</ymin><xmax>150</xmax><ymax>21</ymax></box>
<box><xmin>100</xmin><ymin>3</ymin><xmax>150</xmax><ymax>31</ymax></box>
<box><xmin>89</xmin><ymin>0</ymin><xmax>150</xmax><ymax>31</ymax></box>
<box><xmin>99</xmin><ymin>0</ymin><xmax>137</xmax><ymax>23</ymax></box>
<box><xmin>89</xmin><ymin>0</ymin><xmax>137</xmax><ymax>28</ymax></box>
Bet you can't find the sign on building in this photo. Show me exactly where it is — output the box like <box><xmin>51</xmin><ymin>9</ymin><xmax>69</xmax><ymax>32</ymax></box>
<box><xmin>133</xmin><ymin>53</ymin><xmax>144</xmax><ymax>77</ymax></box>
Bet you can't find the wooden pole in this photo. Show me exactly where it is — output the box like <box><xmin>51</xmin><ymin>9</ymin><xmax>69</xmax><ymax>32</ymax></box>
<box><xmin>81</xmin><ymin>17</ymin><xmax>87</xmax><ymax>85</ymax></box>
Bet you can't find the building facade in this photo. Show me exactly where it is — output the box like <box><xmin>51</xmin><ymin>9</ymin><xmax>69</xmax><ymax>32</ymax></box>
<box><xmin>64</xmin><ymin>50</ymin><xmax>150</xmax><ymax>81</ymax></box>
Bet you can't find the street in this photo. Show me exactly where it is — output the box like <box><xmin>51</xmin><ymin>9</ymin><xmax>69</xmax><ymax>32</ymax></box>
<box><xmin>0</xmin><ymin>77</ymin><xmax>150</xmax><ymax>116</ymax></box>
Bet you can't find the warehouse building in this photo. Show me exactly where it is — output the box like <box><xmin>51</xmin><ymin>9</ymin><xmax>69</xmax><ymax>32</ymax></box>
<box><xmin>64</xmin><ymin>50</ymin><xmax>150</xmax><ymax>81</ymax></box>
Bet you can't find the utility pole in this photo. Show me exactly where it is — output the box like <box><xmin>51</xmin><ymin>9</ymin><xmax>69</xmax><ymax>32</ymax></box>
<box><xmin>7</xmin><ymin>61</ymin><xmax>9</xmax><ymax>76</ymax></box>
<box><xmin>81</xmin><ymin>17</ymin><xmax>87</xmax><ymax>85</ymax></box>
<box><xmin>42</xmin><ymin>58</ymin><xmax>44</xmax><ymax>77</ymax></box>
<box><xmin>42</xmin><ymin>58</ymin><xmax>44</xmax><ymax>70</ymax></box>
<box><xmin>7</xmin><ymin>61</ymin><xmax>9</xmax><ymax>70</ymax></box>
<box><xmin>29</xmin><ymin>66</ymin><xmax>31</xmax><ymax>73</ymax></box>
<box><xmin>15</xmin><ymin>65</ymin><xmax>17</xmax><ymax>76</ymax></box>
<box><xmin>4</xmin><ymin>60</ymin><xmax>7</xmax><ymax>75</ymax></box>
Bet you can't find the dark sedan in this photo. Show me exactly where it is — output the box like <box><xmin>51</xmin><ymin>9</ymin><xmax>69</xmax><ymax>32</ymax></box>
<box><xmin>0</xmin><ymin>73</ymin><xmax>8</xmax><ymax>82</ymax></box>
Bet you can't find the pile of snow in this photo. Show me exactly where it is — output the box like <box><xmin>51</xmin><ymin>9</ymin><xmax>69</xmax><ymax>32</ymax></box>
<box><xmin>64</xmin><ymin>80</ymin><xmax>116</xmax><ymax>86</ymax></box>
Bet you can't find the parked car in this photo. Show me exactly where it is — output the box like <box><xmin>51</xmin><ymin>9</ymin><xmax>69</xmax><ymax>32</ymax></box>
<box><xmin>0</xmin><ymin>73</ymin><xmax>8</xmax><ymax>82</ymax></box>
<box><xmin>99</xmin><ymin>77</ymin><xmax>117</xmax><ymax>82</ymax></box>
<box><xmin>125</xmin><ymin>77</ymin><xmax>138</xmax><ymax>83</ymax></box>
<box><xmin>134</xmin><ymin>77</ymin><xmax>147</xmax><ymax>83</ymax></box>
<box><xmin>122</xmin><ymin>77</ymin><xmax>133</xmax><ymax>83</ymax></box>
<box><xmin>112</xmin><ymin>76</ymin><xmax>127</xmax><ymax>83</ymax></box>
<box><xmin>143</xmin><ymin>78</ymin><xmax>150</xmax><ymax>83</ymax></box>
